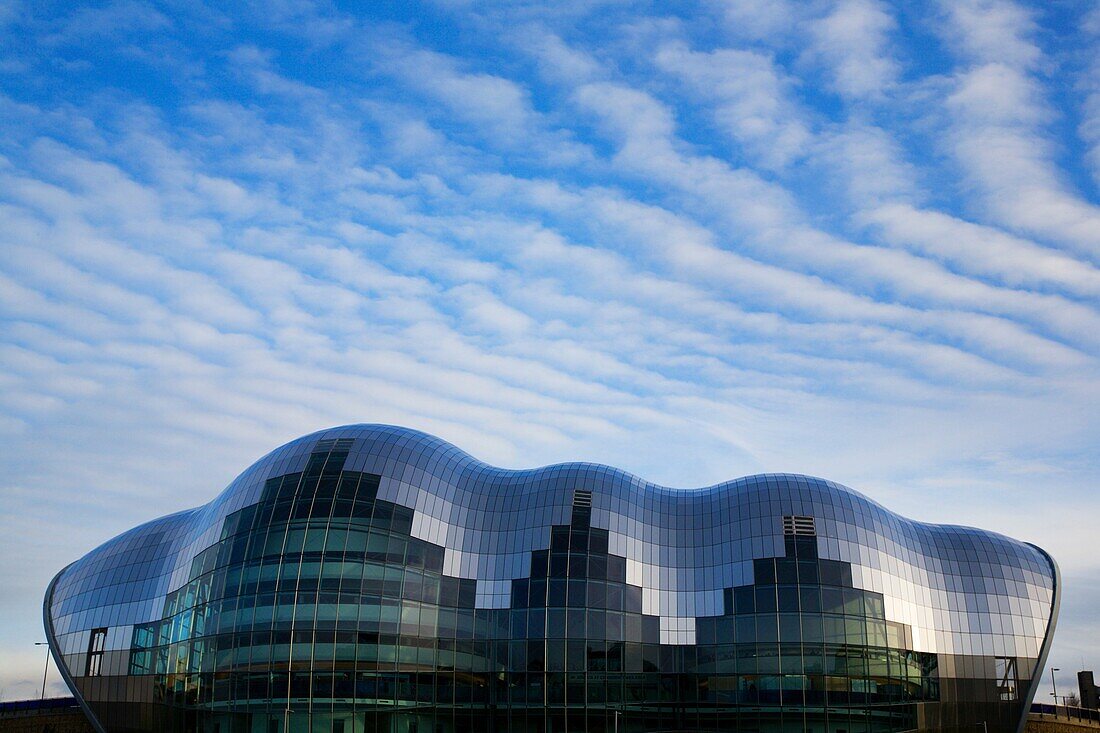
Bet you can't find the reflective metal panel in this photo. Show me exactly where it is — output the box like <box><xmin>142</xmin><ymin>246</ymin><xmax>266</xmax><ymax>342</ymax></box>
<box><xmin>45</xmin><ymin>425</ymin><xmax>1058</xmax><ymax>733</ymax></box>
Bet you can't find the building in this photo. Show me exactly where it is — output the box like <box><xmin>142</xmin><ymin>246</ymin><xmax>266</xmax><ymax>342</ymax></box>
<box><xmin>0</xmin><ymin>697</ymin><xmax>95</xmax><ymax>732</ymax></box>
<box><xmin>1080</xmin><ymin>671</ymin><xmax>1099</xmax><ymax>710</ymax></box>
<box><xmin>44</xmin><ymin>425</ymin><xmax>1059</xmax><ymax>733</ymax></box>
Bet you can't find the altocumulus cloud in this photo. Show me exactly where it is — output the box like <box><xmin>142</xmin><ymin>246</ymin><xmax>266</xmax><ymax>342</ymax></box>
<box><xmin>0</xmin><ymin>0</ymin><xmax>1098</xmax><ymax>701</ymax></box>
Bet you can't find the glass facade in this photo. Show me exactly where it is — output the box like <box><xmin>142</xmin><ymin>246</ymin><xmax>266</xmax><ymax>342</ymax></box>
<box><xmin>45</xmin><ymin>425</ymin><xmax>1058</xmax><ymax>733</ymax></box>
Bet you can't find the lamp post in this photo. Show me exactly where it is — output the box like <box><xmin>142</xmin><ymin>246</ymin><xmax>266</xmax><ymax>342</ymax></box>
<box><xmin>1051</xmin><ymin>667</ymin><xmax>1060</xmax><ymax>718</ymax></box>
<box><xmin>33</xmin><ymin>642</ymin><xmax>50</xmax><ymax>699</ymax></box>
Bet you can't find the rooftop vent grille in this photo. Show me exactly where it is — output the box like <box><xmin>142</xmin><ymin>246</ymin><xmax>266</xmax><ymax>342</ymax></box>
<box><xmin>783</xmin><ymin>515</ymin><xmax>816</xmax><ymax>537</ymax></box>
<box><xmin>314</xmin><ymin>438</ymin><xmax>354</xmax><ymax>453</ymax></box>
<box><xmin>572</xmin><ymin>490</ymin><xmax>593</xmax><ymax>508</ymax></box>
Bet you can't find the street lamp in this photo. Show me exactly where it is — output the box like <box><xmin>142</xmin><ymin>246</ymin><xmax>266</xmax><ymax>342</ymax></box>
<box><xmin>33</xmin><ymin>642</ymin><xmax>50</xmax><ymax>700</ymax></box>
<box><xmin>1051</xmin><ymin>668</ymin><xmax>1060</xmax><ymax>717</ymax></box>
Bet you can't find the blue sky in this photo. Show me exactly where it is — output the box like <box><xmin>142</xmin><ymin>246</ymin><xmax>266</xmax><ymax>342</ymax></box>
<box><xmin>1</xmin><ymin>0</ymin><xmax>1098</xmax><ymax>701</ymax></box>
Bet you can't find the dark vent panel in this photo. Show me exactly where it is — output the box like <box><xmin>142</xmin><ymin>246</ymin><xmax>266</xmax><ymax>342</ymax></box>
<box><xmin>314</xmin><ymin>438</ymin><xmax>355</xmax><ymax>453</ymax></box>
<box><xmin>783</xmin><ymin>515</ymin><xmax>816</xmax><ymax>536</ymax></box>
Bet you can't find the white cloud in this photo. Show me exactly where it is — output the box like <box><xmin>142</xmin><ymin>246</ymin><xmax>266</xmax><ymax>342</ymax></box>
<box><xmin>804</xmin><ymin>0</ymin><xmax>899</xmax><ymax>101</ymax></box>
<box><xmin>931</xmin><ymin>2</ymin><xmax>1100</xmax><ymax>254</ymax></box>
<box><xmin>942</xmin><ymin>63</ymin><xmax>1100</xmax><ymax>254</ymax></box>
<box><xmin>44</xmin><ymin>0</ymin><xmax>171</xmax><ymax>44</ymax></box>
<box><xmin>709</xmin><ymin>0</ymin><xmax>802</xmax><ymax>44</ymax></box>
<box><xmin>812</xmin><ymin>124</ymin><xmax>921</xmax><ymax>205</ymax></box>
<box><xmin>861</xmin><ymin>203</ymin><xmax>1100</xmax><ymax>298</ymax></box>
<box><xmin>946</xmin><ymin>62</ymin><xmax>1046</xmax><ymax>128</ymax></box>
<box><xmin>513</xmin><ymin>26</ymin><xmax>602</xmax><ymax>85</ymax></box>
<box><xmin>1083</xmin><ymin>89</ymin><xmax>1100</xmax><ymax>188</ymax></box>
<box><xmin>448</xmin><ymin>282</ymin><xmax>536</xmax><ymax>336</ymax></box>
<box><xmin>1078</xmin><ymin>12</ymin><xmax>1100</xmax><ymax>188</ymax></box>
<box><xmin>938</xmin><ymin>0</ymin><xmax>1042</xmax><ymax>69</ymax></box>
<box><xmin>655</xmin><ymin>42</ymin><xmax>812</xmax><ymax>169</ymax></box>
<box><xmin>228</xmin><ymin>45</ymin><xmax>328</xmax><ymax>102</ymax></box>
<box><xmin>373</xmin><ymin>41</ymin><xmax>594</xmax><ymax>166</ymax></box>
<box><xmin>571</xmin><ymin>80</ymin><xmax>1095</xmax><ymax>369</ymax></box>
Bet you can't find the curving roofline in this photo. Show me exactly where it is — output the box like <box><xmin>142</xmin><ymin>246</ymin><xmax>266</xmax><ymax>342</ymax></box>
<box><xmin>44</xmin><ymin>565</ymin><xmax>107</xmax><ymax>733</ymax></box>
<box><xmin>49</xmin><ymin>424</ymin><xmax>1053</xmax><ymax>592</ymax></box>
<box><xmin>1017</xmin><ymin>543</ymin><xmax>1061</xmax><ymax>733</ymax></box>
<box><xmin>211</xmin><ymin>423</ymin><xmax>1040</xmax><ymax>544</ymax></box>
<box><xmin>220</xmin><ymin>423</ymin><xmax>898</xmax><ymax>517</ymax></box>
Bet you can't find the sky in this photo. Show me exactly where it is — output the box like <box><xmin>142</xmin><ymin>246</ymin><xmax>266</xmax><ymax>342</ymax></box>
<box><xmin>0</xmin><ymin>0</ymin><xmax>1098</xmax><ymax>703</ymax></box>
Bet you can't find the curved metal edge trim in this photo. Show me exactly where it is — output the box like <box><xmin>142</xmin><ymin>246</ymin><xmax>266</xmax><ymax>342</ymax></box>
<box><xmin>43</xmin><ymin>564</ymin><xmax>107</xmax><ymax>733</ymax></box>
<box><xmin>1016</xmin><ymin>543</ymin><xmax>1061</xmax><ymax>733</ymax></box>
